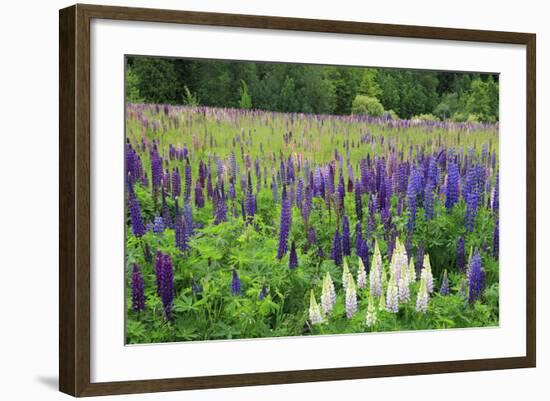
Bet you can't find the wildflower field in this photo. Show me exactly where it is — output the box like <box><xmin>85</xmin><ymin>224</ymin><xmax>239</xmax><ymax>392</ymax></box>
<box><xmin>125</xmin><ymin>105</ymin><xmax>499</xmax><ymax>344</ymax></box>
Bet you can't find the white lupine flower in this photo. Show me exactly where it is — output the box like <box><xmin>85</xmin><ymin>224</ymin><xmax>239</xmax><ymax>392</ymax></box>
<box><xmin>357</xmin><ymin>258</ymin><xmax>367</xmax><ymax>289</ymax></box>
<box><xmin>391</xmin><ymin>238</ymin><xmax>408</xmax><ymax>284</ymax></box>
<box><xmin>416</xmin><ymin>276</ymin><xmax>429</xmax><ymax>313</ymax></box>
<box><xmin>398</xmin><ymin>277</ymin><xmax>410</xmax><ymax>302</ymax></box>
<box><xmin>309</xmin><ymin>290</ymin><xmax>324</xmax><ymax>325</ymax></box>
<box><xmin>345</xmin><ymin>274</ymin><xmax>357</xmax><ymax>319</ymax></box>
<box><xmin>422</xmin><ymin>254</ymin><xmax>434</xmax><ymax>293</ymax></box>
<box><xmin>370</xmin><ymin>241</ymin><xmax>383</xmax><ymax>297</ymax></box>
<box><xmin>378</xmin><ymin>290</ymin><xmax>386</xmax><ymax>311</ymax></box>
<box><xmin>385</xmin><ymin>273</ymin><xmax>399</xmax><ymax>313</ymax></box>
<box><xmin>408</xmin><ymin>256</ymin><xmax>416</xmax><ymax>283</ymax></box>
<box><xmin>366</xmin><ymin>294</ymin><xmax>377</xmax><ymax>327</ymax></box>
<box><xmin>321</xmin><ymin>272</ymin><xmax>336</xmax><ymax>315</ymax></box>
<box><xmin>342</xmin><ymin>258</ymin><xmax>352</xmax><ymax>292</ymax></box>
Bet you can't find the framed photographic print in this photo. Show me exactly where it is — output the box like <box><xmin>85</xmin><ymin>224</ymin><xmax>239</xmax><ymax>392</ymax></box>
<box><xmin>59</xmin><ymin>4</ymin><xmax>536</xmax><ymax>397</ymax></box>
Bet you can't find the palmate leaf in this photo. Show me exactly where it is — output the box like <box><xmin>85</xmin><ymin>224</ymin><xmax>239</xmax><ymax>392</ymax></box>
<box><xmin>173</xmin><ymin>294</ymin><xmax>198</xmax><ymax>313</ymax></box>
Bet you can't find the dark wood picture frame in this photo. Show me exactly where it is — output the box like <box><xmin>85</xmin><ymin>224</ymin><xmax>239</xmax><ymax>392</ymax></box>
<box><xmin>59</xmin><ymin>3</ymin><xmax>536</xmax><ymax>397</ymax></box>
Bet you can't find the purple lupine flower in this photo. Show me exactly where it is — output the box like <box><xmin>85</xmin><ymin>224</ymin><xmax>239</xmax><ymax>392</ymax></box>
<box><xmin>342</xmin><ymin>216</ymin><xmax>351</xmax><ymax>256</ymax></box>
<box><xmin>228</xmin><ymin>179</ymin><xmax>236</xmax><ymax>200</ymax></box>
<box><xmin>440</xmin><ymin>270</ymin><xmax>450</xmax><ymax>295</ymax></box>
<box><xmin>174</xmin><ymin>200</ymin><xmax>189</xmax><ymax>251</ymax></box>
<box><xmin>163</xmin><ymin>169</ymin><xmax>171</xmax><ymax>194</ymax></box>
<box><xmin>128</xmin><ymin>192</ymin><xmax>145</xmax><ymax>238</ymax></box>
<box><xmin>493</xmin><ymin>219</ymin><xmax>499</xmax><ymax>260</ymax></box>
<box><xmin>206</xmin><ymin>172</ymin><xmax>213</xmax><ymax>199</ymax></box>
<box><xmin>468</xmin><ymin>250</ymin><xmax>485</xmax><ymax>303</ymax></box>
<box><xmin>424</xmin><ymin>179</ymin><xmax>435</xmax><ymax>221</ymax></box>
<box><xmin>161</xmin><ymin>190</ymin><xmax>172</xmax><ymax>229</ymax></box>
<box><xmin>131</xmin><ymin>264</ymin><xmax>145</xmax><ymax>312</ymax></box>
<box><xmin>198</xmin><ymin>160</ymin><xmax>206</xmax><ymax>187</ymax></box>
<box><xmin>245</xmin><ymin>172</ymin><xmax>256</xmax><ymax>223</ymax></box>
<box><xmin>456</xmin><ymin>237</ymin><xmax>465</xmax><ymax>272</ymax></box>
<box><xmin>367</xmin><ymin>195</ymin><xmax>376</xmax><ymax>237</ymax></box>
<box><xmin>155</xmin><ymin>252</ymin><xmax>174</xmax><ymax>320</ymax></box>
<box><xmin>259</xmin><ymin>284</ymin><xmax>268</xmax><ymax>300</ymax></box>
<box><xmin>415</xmin><ymin>243</ymin><xmax>424</xmax><ymax>277</ymax></box>
<box><xmin>153</xmin><ymin>216</ymin><xmax>164</xmax><ymax>234</ymax></box>
<box><xmin>171</xmin><ymin>167</ymin><xmax>181</xmax><ymax>199</ymax></box>
<box><xmin>406</xmin><ymin>167</ymin><xmax>420</xmax><ymax>232</ymax></box>
<box><xmin>150</xmin><ymin>145</ymin><xmax>163</xmax><ymax>194</ymax></box>
<box><xmin>424</xmin><ymin>157</ymin><xmax>437</xmax><ymax>220</ymax></box>
<box><xmin>271</xmin><ymin>176</ymin><xmax>279</xmax><ymax>203</ymax></box>
<box><xmin>231</xmin><ymin>269</ymin><xmax>242</xmax><ymax>296</ymax></box>
<box><xmin>445</xmin><ymin>155</ymin><xmax>459</xmax><ymax>209</ymax></box>
<box><xmin>295</xmin><ymin>177</ymin><xmax>304</xmax><ymax>208</ymax></box>
<box><xmin>289</xmin><ymin>241</ymin><xmax>298</xmax><ymax>269</ymax></box>
<box><xmin>354</xmin><ymin>179</ymin><xmax>363</xmax><ymax>221</ymax></box>
<box><xmin>465</xmin><ymin>185</ymin><xmax>479</xmax><ymax>232</ymax></box>
<box><xmin>183</xmin><ymin>200</ymin><xmax>193</xmax><ymax>237</ymax></box>
<box><xmin>330</xmin><ymin>229</ymin><xmax>343</xmax><ymax>266</ymax></box>
<box><xmin>337</xmin><ymin>173</ymin><xmax>346</xmax><ymax>208</ymax></box>
<box><xmin>213</xmin><ymin>182</ymin><xmax>227</xmax><ymax>224</ymax></box>
<box><xmin>230</xmin><ymin>150</ymin><xmax>237</xmax><ymax>180</ymax></box>
<box><xmin>194</xmin><ymin>180</ymin><xmax>204</xmax><ymax>208</ymax></box>
<box><xmin>308</xmin><ymin>227</ymin><xmax>317</xmax><ymax>245</ymax></box>
<box><xmin>287</xmin><ymin>156</ymin><xmax>295</xmax><ymax>183</ymax></box>
<box><xmin>145</xmin><ymin>222</ymin><xmax>153</xmax><ymax>232</ymax></box>
<box><xmin>277</xmin><ymin>186</ymin><xmax>292</xmax><ymax>259</ymax></box>
<box><xmin>427</xmin><ymin>156</ymin><xmax>439</xmax><ymax>188</ymax></box>
<box><xmin>184</xmin><ymin>158</ymin><xmax>192</xmax><ymax>201</ymax></box>
<box><xmin>355</xmin><ymin>222</ymin><xmax>363</xmax><ymax>256</ymax></box>
<box><xmin>313</xmin><ymin>166</ymin><xmax>323</xmax><ymax>197</ymax></box>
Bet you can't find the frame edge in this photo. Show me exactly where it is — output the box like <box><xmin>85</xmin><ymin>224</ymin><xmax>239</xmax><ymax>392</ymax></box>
<box><xmin>59</xmin><ymin>4</ymin><xmax>77</xmax><ymax>397</ymax></box>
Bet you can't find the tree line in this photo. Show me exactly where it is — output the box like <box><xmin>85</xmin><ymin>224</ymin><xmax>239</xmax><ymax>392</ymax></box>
<box><xmin>126</xmin><ymin>56</ymin><xmax>499</xmax><ymax>122</ymax></box>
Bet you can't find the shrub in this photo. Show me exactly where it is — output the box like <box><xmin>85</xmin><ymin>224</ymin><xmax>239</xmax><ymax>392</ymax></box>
<box><xmin>412</xmin><ymin>113</ymin><xmax>439</xmax><ymax>122</ymax></box>
<box><xmin>351</xmin><ymin>95</ymin><xmax>385</xmax><ymax>117</ymax></box>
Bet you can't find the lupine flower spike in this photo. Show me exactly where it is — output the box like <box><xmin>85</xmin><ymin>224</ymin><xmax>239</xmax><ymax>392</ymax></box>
<box><xmin>131</xmin><ymin>264</ymin><xmax>145</xmax><ymax>312</ymax></box>
<box><xmin>345</xmin><ymin>274</ymin><xmax>357</xmax><ymax>319</ymax></box>
<box><xmin>321</xmin><ymin>272</ymin><xmax>336</xmax><ymax>315</ymax></box>
<box><xmin>342</xmin><ymin>258</ymin><xmax>352</xmax><ymax>292</ymax></box>
<box><xmin>416</xmin><ymin>275</ymin><xmax>429</xmax><ymax>313</ymax></box>
<box><xmin>369</xmin><ymin>240</ymin><xmax>383</xmax><ymax>297</ymax></box>
<box><xmin>440</xmin><ymin>269</ymin><xmax>450</xmax><ymax>295</ymax></box>
<box><xmin>309</xmin><ymin>290</ymin><xmax>324</xmax><ymax>325</ymax></box>
<box><xmin>421</xmin><ymin>254</ymin><xmax>434</xmax><ymax>293</ymax></box>
<box><xmin>357</xmin><ymin>257</ymin><xmax>367</xmax><ymax>289</ymax></box>
<box><xmin>385</xmin><ymin>273</ymin><xmax>399</xmax><ymax>313</ymax></box>
<box><xmin>365</xmin><ymin>294</ymin><xmax>377</xmax><ymax>327</ymax></box>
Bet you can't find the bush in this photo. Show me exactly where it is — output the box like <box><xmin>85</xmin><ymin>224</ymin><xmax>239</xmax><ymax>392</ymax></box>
<box><xmin>412</xmin><ymin>113</ymin><xmax>439</xmax><ymax>122</ymax></box>
<box><xmin>451</xmin><ymin>112</ymin><xmax>468</xmax><ymax>122</ymax></box>
<box><xmin>351</xmin><ymin>95</ymin><xmax>385</xmax><ymax>117</ymax></box>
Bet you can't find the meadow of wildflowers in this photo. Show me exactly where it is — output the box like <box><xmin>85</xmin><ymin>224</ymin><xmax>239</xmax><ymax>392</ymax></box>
<box><xmin>125</xmin><ymin>105</ymin><xmax>499</xmax><ymax>344</ymax></box>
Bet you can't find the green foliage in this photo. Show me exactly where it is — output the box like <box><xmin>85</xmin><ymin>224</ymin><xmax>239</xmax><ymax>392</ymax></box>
<box><xmin>183</xmin><ymin>85</ymin><xmax>200</xmax><ymax>107</ymax></box>
<box><xmin>125</xmin><ymin>66</ymin><xmax>143</xmax><ymax>103</ymax></box>
<box><xmin>126</xmin><ymin>56</ymin><xmax>499</xmax><ymax>122</ymax></box>
<box><xmin>434</xmin><ymin>93</ymin><xmax>459</xmax><ymax>120</ymax></box>
<box><xmin>358</xmin><ymin>68</ymin><xmax>382</xmax><ymax>98</ymax></box>
<box><xmin>130</xmin><ymin>57</ymin><xmax>180</xmax><ymax>103</ymax></box>
<box><xmin>412</xmin><ymin>113</ymin><xmax>439</xmax><ymax>122</ymax></box>
<box><xmin>238</xmin><ymin>80</ymin><xmax>252</xmax><ymax>109</ymax></box>
<box><xmin>351</xmin><ymin>95</ymin><xmax>385</xmax><ymax>117</ymax></box>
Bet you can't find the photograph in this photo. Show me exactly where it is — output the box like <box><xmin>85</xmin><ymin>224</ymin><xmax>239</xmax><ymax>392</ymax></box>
<box><xmin>124</xmin><ymin>56</ymin><xmax>500</xmax><ymax>344</ymax></box>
